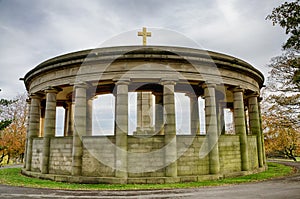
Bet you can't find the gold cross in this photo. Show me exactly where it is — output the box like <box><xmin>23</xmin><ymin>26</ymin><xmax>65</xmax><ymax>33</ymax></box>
<box><xmin>138</xmin><ymin>27</ymin><xmax>151</xmax><ymax>46</ymax></box>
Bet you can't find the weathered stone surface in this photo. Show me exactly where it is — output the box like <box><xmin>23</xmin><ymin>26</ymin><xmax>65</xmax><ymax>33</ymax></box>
<box><xmin>24</xmin><ymin>46</ymin><xmax>266</xmax><ymax>184</ymax></box>
<box><xmin>49</xmin><ymin>137</ymin><xmax>72</xmax><ymax>175</ymax></box>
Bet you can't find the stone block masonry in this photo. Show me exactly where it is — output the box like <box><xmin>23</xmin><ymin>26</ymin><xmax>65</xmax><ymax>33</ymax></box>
<box><xmin>23</xmin><ymin>45</ymin><xmax>266</xmax><ymax>183</ymax></box>
<box><xmin>31</xmin><ymin>138</ymin><xmax>43</xmax><ymax>172</ymax></box>
<box><xmin>28</xmin><ymin>135</ymin><xmax>260</xmax><ymax>181</ymax></box>
<box><xmin>49</xmin><ymin>137</ymin><xmax>73</xmax><ymax>175</ymax></box>
<box><xmin>82</xmin><ymin>136</ymin><xmax>116</xmax><ymax>177</ymax></box>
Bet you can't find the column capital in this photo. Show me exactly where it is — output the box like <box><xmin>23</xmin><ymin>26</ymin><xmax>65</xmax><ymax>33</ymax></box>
<box><xmin>113</xmin><ymin>77</ymin><xmax>130</xmax><ymax>85</ymax></box>
<box><xmin>202</xmin><ymin>83</ymin><xmax>217</xmax><ymax>99</ymax></box>
<box><xmin>74</xmin><ymin>82</ymin><xmax>89</xmax><ymax>89</ymax></box>
<box><xmin>29</xmin><ymin>92</ymin><xmax>43</xmax><ymax>99</ymax></box>
<box><xmin>232</xmin><ymin>86</ymin><xmax>244</xmax><ymax>93</ymax></box>
<box><xmin>44</xmin><ymin>86</ymin><xmax>62</xmax><ymax>94</ymax></box>
<box><xmin>160</xmin><ymin>77</ymin><xmax>178</xmax><ymax>85</ymax></box>
<box><xmin>202</xmin><ymin>83</ymin><xmax>217</xmax><ymax>89</ymax></box>
<box><xmin>247</xmin><ymin>91</ymin><xmax>260</xmax><ymax>98</ymax></box>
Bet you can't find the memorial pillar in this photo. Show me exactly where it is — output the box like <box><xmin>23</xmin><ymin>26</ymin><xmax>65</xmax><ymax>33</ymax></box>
<box><xmin>115</xmin><ymin>79</ymin><xmax>129</xmax><ymax>178</ymax></box>
<box><xmin>162</xmin><ymin>79</ymin><xmax>177</xmax><ymax>177</ymax></box>
<box><xmin>218</xmin><ymin>102</ymin><xmax>226</xmax><ymax>135</ymax></box>
<box><xmin>41</xmin><ymin>88</ymin><xmax>59</xmax><ymax>174</ymax></box>
<box><xmin>233</xmin><ymin>87</ymin><xmax>249</xmax><ymax>171</ymax></box>
<box><xmin>72</xmin><ymin>83</ymin><xmax>87</xmax><ymax>176</ymax></box>
<box><xmin>39</xmin><ymin>104</ymin><xmax>45</xmax><ymax>137</ymax></box>
<box><xmin>136</xmin><ymin>92</ymin><xmax>153</xmax><ymax>134</ymax></box>
<box><xmin>86</xmin><ymin>97</ymin><xmax>94</xmax><ymax>136</ymax></box>
<box><xmin>203</xmin><ymin>84</ymin><xmax>220</xmax><ymax>174</ymax></box>
<box><xmin>63</xmin><ymin>102</ymin><xmax>70</xmax><ymax>137</ymax></box>
<box><xmin>258</xmin><ymin>97</ymin><xmax>267</xmax><ymax>166</ymax></box>
<box><xmin>67</xmin><ymin>101</ymin><xmax>75</xmax><ymax>136</ymax></box>
<box><xmin>187</xmin><ymin>93</ymin><xmax>200</xmax><ymax>135</ymax></box>
<box><xmin>137</xmin><ymin>92</ymin><xmax>142</xmax><ymax>129</ymax></box>
<box><xmin>248</xmin><ymin>93</ymin><xmax>263</xmax><ymax>167</ymax></box>
<box><xmin>154</xmin><ymin>92</ymin><xmax>164</xmax><ymax>135</ymax></box>
<box><xmin>26</xmin><ymin>95</ymin><xmax>41</xmax><ymax>171</ymax></box>
<box><xmin>244</xmin><ymin>107</ymin><xmax>249</xmax><ymax>135</ymax></box>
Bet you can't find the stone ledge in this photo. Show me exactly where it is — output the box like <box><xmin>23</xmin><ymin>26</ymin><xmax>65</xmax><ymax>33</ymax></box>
<box><xmin>21</xmin><ymin>168</ymin><xmax>267</xmax><ymax>184</ymax></box>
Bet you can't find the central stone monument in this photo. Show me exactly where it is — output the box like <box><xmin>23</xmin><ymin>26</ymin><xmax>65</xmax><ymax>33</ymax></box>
<box><xmin>22</xmin><ymin>28</ymin><xmax>267</xmax><ymax>184</ymax></box>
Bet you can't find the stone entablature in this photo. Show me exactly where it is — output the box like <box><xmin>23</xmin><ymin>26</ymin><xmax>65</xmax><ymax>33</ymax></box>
<box><xmin>24</xmin><ymin>46</ymin><xmax>263</xmax><ymax>94</ymax></box>
<box><xmin>22</xmin><ymin>45</ymin><xmax>266</xmax><ymax>184</ymax></box>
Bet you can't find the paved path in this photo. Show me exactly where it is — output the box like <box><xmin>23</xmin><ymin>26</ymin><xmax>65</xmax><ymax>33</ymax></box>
<box><xmin>0</xmin><ymin>162</ymin><xmax>299</xmax><ymax>199</ymax></box>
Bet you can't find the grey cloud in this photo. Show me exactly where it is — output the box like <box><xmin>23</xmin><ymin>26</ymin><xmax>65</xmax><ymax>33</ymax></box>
<box><xmin>0</xmin><ymin>0</ymin><xmax>287</xmax><ymax>98</ymax></box>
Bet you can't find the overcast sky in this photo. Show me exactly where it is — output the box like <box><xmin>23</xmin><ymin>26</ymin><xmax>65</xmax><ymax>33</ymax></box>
<box><xmin>0</xmin><ymin>0</ymin><xmax>287</xmax><ymax>99</ymax></box>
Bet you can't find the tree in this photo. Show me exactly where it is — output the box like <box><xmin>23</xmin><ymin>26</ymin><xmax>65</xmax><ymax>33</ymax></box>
<box><xmin>0</xmin><ymin>94</ymin><xmax>27</xmax><ymax>165</ymax></box>
<box><xmin>266</xmin><ymin>52</ymin><xmax>300</xmax><ymax>127</ymax></box>
<box><xmin>263</xmin><ymin>0</ymin><xmax>300</xmax><ymax>161</ymax></box>
<box><xmin>266</xmin><ymin>0</ymin><xmax>300</xmax><ymax>52</ymax></box>
<box><xmin>262</xmin><ymin>98</ymin><xmax>300</xmax><ymax>160</ymax></box>
<box><xmin>0</xmin><ymin>99</ymin><xmax>16</xmax><ymax>130</ymax></box>
<box><xmin>266</xmin><ymin>0</ymin><xmax>300</xmax><ymax>84</ymax></box>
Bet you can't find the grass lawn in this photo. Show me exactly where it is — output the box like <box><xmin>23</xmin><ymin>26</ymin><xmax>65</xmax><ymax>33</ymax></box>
<box><xmin>0</xmin><ymin>162</ymin><xmax>294</xmax><ymax>190</ymax></box>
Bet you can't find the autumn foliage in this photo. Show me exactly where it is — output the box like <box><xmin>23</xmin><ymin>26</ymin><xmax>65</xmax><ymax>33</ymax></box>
<box><xmin>264</xmin><ymin>0</ymin><xmax>300</xmax><ymax>161</ymax></box>
<box><xmin>262</xmin><ymin>110</ymin><xmax>300</xmax><ymax>161</ymax></box>
<box><xmin>0</xmin><ymin>94</ymin><xmax>27</xmax><ymax>165</ymax></box>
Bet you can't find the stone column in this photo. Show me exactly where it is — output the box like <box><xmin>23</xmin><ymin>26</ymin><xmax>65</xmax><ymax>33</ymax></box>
<box><xmin>39</xmin><ymin>105</ymin><xmax>45</xmax><ymax>137</ymax></box>
<box><xmin>115</xmin><ymin>79</ymin><xmax>129</xmax><ymax>178</ymax></box>
<box><xmin>72</xmin><ymin>83</ymin><xmax>87</xmax><ymax>176</ymax></box>
<box><xmin>244</xmin><ymin>108</ymin><xmax>249</xmax><ymax>135</ymax></box>
<box><xmin>162</xmin><ymin>79</ymin><xmax>177</xmax><ymax>177</ymax></box>
<box><xmin>248</xmin><ymin>93</ymin><xmax>263</xmax><ymax>167</ymax></box>
<box><xmin>218</xmin><ymin>102</ymin><xmax>226</xmax><ymax>135</ymax></box>
<box><xmin>41</xmin><ymin>88</ymin><xmax>59</xmax><ymax>174</ymax></box>
<box><xmin>187</xmin><ymin>93</ymin><xmax>200</xmax><ymax>135</ymax></box>
<box><xmin>86</xmin><ymin>97</ymin><xmax>94</xmax><ymax>136</ymax></box>
<box><xmin>67</xmin><ymin>101</ymin><xmax>75</xmax><ymax>136</ymax></box>
<box><xmin>258</xmin><ymin>97</ymin><xmax>267</xmax><ymax>166</ymax></box>
<box><xmin>154</xmin><ymin>92</ymin><xmax>164</xmax><ymax>135</ymax></box>
<box><xmin>64</xmin><ymin>103</ymin><xmax>70</xmax><ymax>137</ymax></box>
<box><xmin>233</xmin><ymin>87</ymin><xmax>249</xmax><ymax>171</ymax></box>
<box><xmin>26</xmin><ymin>95</ymin><xmax>41</xmax><ymax>171</ymax></box>
<box><xmin>25</xmin><ymin>96</ymin><xmax>39</xmax><ymax>171</ymax></box>
<box><xmin>203</xmin><ymin>84</ymin><xmax>220</xmax><ymax>174</ymax></box>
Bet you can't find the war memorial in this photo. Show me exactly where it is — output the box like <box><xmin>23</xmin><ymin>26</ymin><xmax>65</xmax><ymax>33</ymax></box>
<box><xmin>22</xmin><ymin>28</ymin><xmax>267</xmax><ymax>184</ymax></box>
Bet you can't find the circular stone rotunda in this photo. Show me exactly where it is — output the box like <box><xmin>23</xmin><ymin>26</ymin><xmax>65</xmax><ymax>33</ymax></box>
<box><xmin>22</xmin><ymin>45</ymin><xmax>267</xmax><ymax>184</ymax></box>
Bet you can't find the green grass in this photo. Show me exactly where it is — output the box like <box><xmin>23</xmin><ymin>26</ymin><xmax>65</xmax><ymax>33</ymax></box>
<box><xmin>0</xmin><ymin>162</ymin><xmax>294</xmax><ymax>190</ymax></box>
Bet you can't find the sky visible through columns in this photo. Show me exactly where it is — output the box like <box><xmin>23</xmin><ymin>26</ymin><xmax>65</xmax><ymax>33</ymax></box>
<box><xmin>55</xmin><ymin>93</ymin><xmax>233</xmax><ymax>136</ymax></box>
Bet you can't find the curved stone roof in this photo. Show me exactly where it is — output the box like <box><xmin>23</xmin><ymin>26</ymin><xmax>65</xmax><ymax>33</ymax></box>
<box><xmin>24</xmin><ymin>46</ymin><xmax>264</xmax><ymax>92</ymax></box>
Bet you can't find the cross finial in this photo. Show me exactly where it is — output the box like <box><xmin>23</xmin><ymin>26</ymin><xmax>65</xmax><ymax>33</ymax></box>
<box><xmin>138</xmin><ymin>27</ymin><xmax>151</xmax><ymax>46</ymax></box>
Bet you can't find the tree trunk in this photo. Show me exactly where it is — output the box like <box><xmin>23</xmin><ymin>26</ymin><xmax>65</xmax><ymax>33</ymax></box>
<box><xmin>6</xmin><ymin>153</ymin><xmax>10</xmax><ymax>164</ymax></box>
